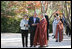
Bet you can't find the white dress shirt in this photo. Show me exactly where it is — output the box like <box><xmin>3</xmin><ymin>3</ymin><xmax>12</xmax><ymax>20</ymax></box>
<box><xmin>33</xmin><ymin>17</ymin><xmax>36</xmax><ymax>23</ymax></box>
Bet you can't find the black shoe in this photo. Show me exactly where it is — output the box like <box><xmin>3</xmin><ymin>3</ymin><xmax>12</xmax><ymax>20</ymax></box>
<box><xmin>56</xmin><ymin>40</ymin><xmax>58</xmax><ymax>42</ymax></box>
<box><xmin>23</xmin><ymin>45</ymin><xmax>24</xmax><ymax>47</ymax></box>
<box><xmin>23</xmin><ymin>46</ymin><xmax>24</xmax><ymax>47</ymax></box>
<box><xmin>30</xmin><ymin>45</ymin><xmax>32</xmax><ymax>47</ymax></box>
<box><xmin>34</xmin><ymin>45</ymin><xmax>36</xmax><ymax>47</ymax></box>
<box><xmin>26</xmin><ymin>46</ymin><xmax>28</xmax><ymax>47</ymax></box>
<box><xmin>59</xmin><ymin>41</ymin><xmax>61</xmax><ymax>42</ymax></box>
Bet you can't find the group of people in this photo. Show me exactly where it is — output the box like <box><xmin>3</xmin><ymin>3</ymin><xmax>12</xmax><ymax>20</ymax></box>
<box><xmin>52</xmin><ymin>13</ymin><xmax>65</xmax><ymax>42</ymax></box>
<box><xmin>20</xmin><ymin>11</ymin><xmax>65</xmax><ymax>48</ymax></box>
<box><xmin>20</xmin><ymin>11</ymin><xmax>49</xmax><ymax>47</ymax></box>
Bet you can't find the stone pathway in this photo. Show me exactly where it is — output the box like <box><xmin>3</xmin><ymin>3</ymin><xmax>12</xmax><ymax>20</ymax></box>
<box><xmin>1</xmin><ymin>33</ymin><xmax>71</xmax><ymax>48</ymax></box>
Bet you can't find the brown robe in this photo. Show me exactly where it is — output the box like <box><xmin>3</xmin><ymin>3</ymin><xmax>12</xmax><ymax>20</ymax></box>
<box><xmin>55</xmin><ymin>21</ymin><xmax>63</xmax><ymax>42</ymax></box>
<box><xmin>33</xmin><ymin>18</ymin><xmax>47</xmax><ymax>46</ymax></box>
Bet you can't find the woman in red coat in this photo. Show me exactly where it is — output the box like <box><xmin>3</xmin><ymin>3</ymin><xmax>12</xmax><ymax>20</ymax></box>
<box><xmin>55</xmin><ymin>16</ymin><xmax>63</xmax><ymax>42</ymax></box>
<box><xmin>33</xmin><ymin>14</ymin><xmax>48</xmax><ymax>47</ymax></box>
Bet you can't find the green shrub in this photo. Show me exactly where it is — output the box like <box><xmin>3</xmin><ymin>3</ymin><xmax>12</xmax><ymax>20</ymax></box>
<box><xmin>1</xmin><ymin>16</ymin><xmax>21</xmax><ymax>33</ymax></box>
<box><xmin>1</xmin><ymin>16</ymin><xmax>53</xmax><ymax>33</ymax></box>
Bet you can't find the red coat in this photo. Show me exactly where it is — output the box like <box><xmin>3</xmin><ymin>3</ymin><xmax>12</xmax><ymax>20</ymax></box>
<box><xmin>55</xmin><ymin>21</ymin><xmax>63</xmax><ymax>42</ymax></box>
<box><xmin>33</xmin><ymin>18</ymin><xmax>47</xmax><ymax>46</ymax></box>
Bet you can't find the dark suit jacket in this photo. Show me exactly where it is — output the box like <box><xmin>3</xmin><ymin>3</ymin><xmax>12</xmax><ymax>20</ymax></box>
<box><xmin>28</xmin><ymin>16</ymin><xmax>40</xmax><ymax>32</ymax></box>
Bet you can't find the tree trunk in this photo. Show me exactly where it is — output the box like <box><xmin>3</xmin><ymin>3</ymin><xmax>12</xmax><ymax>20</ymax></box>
<box><xmin>64</xmin><ymin>1</ymin><xmax>71</xmax><ymax>29</ymax></box>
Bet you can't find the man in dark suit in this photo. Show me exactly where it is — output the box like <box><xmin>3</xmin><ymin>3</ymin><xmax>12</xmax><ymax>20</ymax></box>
<box><xmin>28</xmin><ymin>11</ymin><xmax>40</xmax><ymax>47</ymax></box>
<box><xmin>45</xmin><ymin>15</ymin><xmax>49</xmax><ymax>40</ymax></box>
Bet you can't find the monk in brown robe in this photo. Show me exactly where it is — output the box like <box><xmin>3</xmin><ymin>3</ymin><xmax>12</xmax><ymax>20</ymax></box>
<box><xmin>55</xmin><ymin>18</ymin><xmax>63</xmax><ymax>42</ymax></box>
<box><xmin>33</xmin><ymin>14</ymin><xmax>47</xmax><ymax>47</ymax></box>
